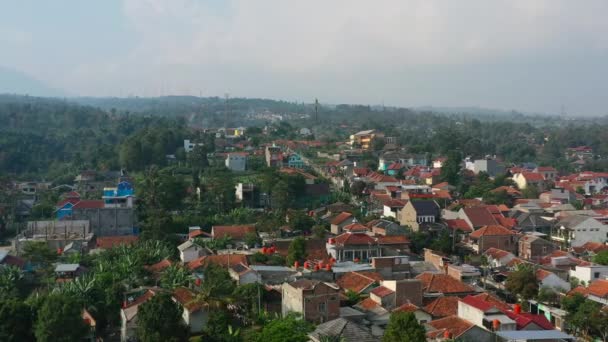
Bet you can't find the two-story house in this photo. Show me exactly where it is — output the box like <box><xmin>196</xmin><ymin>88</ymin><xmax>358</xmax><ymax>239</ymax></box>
<box><xmin>282</xmin><ymin>279</ymin><xmax>340</xmax><ymax>323</ymax></box>
<box><xmin>551</xmin><ymin>215</ymin><xmax>608</xmax><ymax>248</ymax></box>
<box><xmin>397</xmin><ymin>200</ymin><xmax>440</xmax><ymax>231</ymax></box>
<box><xmin>518</xmin><ymin>235</ymin><xmax>558</xmax><ymax>263</ymax></box>
<box><xmin>466</xmin><ymin>225</ymin><xmax>517</xmax><ymax>254</ymax></box>
<box><xmin>225</xmin><ymin>153</ymin><xmax>247</xmax><ymax>171</ymax></box>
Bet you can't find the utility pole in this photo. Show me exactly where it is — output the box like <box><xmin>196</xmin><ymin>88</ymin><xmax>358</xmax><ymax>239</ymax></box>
<box><xmin>314</xmin><ymin>98</ymin><xmax>319</xmax><ymax>123</ymax></box>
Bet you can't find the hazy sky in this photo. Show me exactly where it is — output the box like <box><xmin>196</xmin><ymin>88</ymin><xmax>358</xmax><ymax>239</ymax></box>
<box><xmin>1</xmin><ymin>0</ymin><xmax>607</xmax><ymax>115</ymax></box>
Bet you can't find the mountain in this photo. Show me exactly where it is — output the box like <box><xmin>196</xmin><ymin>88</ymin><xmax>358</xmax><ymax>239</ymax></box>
<box><xmin>0</xmin><ymin>66</ymin><xmax>65</xmax><ymax>97</ymax></box>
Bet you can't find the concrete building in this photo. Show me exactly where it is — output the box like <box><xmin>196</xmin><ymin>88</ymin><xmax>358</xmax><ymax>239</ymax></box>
<box><xmin>472</xmin><ymin>159</ymin><xmax>505</xmax><ymax>177</ymax></box>
<box><xmin>397</xmin><ymin>200</ymin><xmax>440</xmax><ymax>232</ymax></box>
<box><xmin>172</xmin><ymin>287</ymin><xmax>208</xmax><ymax>334</ymax></box>
<box><xmin>552</xmin><ymin>215</ymin><xmax>608</xmax><ymax>248</ymax></box>
<box><xmin>569</xmin><ymin>265</ymin><xmax>608</xmax><ymax>284</ymax></box>
<box><xmin>281</xmin><ymin>279</ymin><xmax>340</xmax><ymax>323</ymax></box>
<box><xmin>265</xmin><ymin>145</ymin><xmax>282</xmax><ymax>167</ymax></box>
<box><xmin>177</xmin><ymin>240</ymin><xmax>207</xmax><ymax>263</ymax></box>
<box><xmin>466</xmin><ymin>225</ymin><xmax>517</xmax><ymax>254</ymax></box>
<box><xmin>225</xmin><ymin>153</ymin><xmax>247</xmax><ymax>172</ymax></box>
<box><xmin>518</xmin><ymin>235</ymin><xmax>558</xmax><ymax>263</ymax></box>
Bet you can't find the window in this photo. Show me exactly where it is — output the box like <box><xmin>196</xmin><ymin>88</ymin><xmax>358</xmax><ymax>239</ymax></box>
<box><xmin>594</xmin><ymin>272</ymin><xmax>600</xmax><ymax>279</ymax></box>
<box><xmin>318</xmin><ymin>302</ymin><xmax>326</xmax><ymax>313</ymax></box>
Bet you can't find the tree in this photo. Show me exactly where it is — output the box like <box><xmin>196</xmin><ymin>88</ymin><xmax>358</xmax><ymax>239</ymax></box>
<box><xmin>383</xmin><ymin>311</ymin><xmax>426</xmax><ymax>342</ymax></box>
<box><xmin>243</xmin><ymin>232</ymin><xmax>261</xmax><ymax>248</ymax></box>
<box><xmin>505</xmin><ymin>265</ymin><xmax>539</xmax><ymax>301</ymax></box>
<box><xmin>0</xmin><ymin>266</ymin><xmax>24</xmax><ymax>299</ymax></box>
<box><xmin>200</xmin><ymin>264</ymin><xmax>235</xmax><ymax>302</ymax></box>
<box><xmin>0</xmin><ymin>298</ymin><xmax>34</xmax><ymax>342</ymax></box>
<box><xmin>160</xmin><ymin>264</ymin><xmax>192</xmax><ymax>289</ymax></box>
<box><xmin>290</xmin><ymin>211</ymin><xmax>314</xmax><ymax>233</ymax></box>
<box><xmin>271</xmin><ymin>180</ymin><xmax>290</xmax><ymax>211</ymax></box>
<box><xmin>22</xmin><ymin>241</ymin><xmax>57</xmax><ymax>267</ymax></box>
<box><xmin>136</xmin><ymin>293</ymin><xmax>188</xmax><ymax>342</ymax></box>
<box><xmin>312</xmin><ymin>224</ymin><xmax>328</xmax><ymax>239</ymax></box>
<box><xmin>344</xmin><ymin>290</ymin><xmax>361</xmax><ymax>306</ymax></box>
<box><xmin>537</xmin><ymin>287</ymin><xmax>558</xmax><ymax>306</ymax></box>
<box><xmin>593</xmin><ymin>249</ymin><xmax>608</xmax><ymax>265</ymax></box>
<box><xmin>430</xmin><ymin>230</ymin><xmax>453</xmax><ymax>254</ymax></box>
<box><xmin>254</xmin><ymin>313</ymin><xmax>313</xmax><ymax>342</ymax></box>
<box><xmin>440</xmin><ymin>151</ymin><xmax>462</xmax><ymax>186</ymax></box>
<box><xmin>286</xmin><ymin>237</ymin><xmax>307</xmax><ymax>266</ymax></box>
<box><xmin>522</xmin><ymin>185</ymin><xmax>540</xmax><ymax>199</ymax></box>
<box><xmin>34</xmin><ymin>293</ymin><xmax>88</xmax><ymax>342</ymax></box>
<box><xmin>349</xmin><ymin>180</ymin><xmax>366</xmax><ymax>197</ymax></box>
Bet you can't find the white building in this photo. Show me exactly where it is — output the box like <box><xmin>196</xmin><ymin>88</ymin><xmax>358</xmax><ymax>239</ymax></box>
<box><xmin>184</xmin><ymin>139</ymin><xmax>205</xmax><ymax>153</ymax></box>
<box><xmin>569</xmin><ymin>265</ymin><xmax>608</xmax><ymax>284</ymax></box>
<box><xmin>178</xmin><ymin>240</ymin><xmax>205</xmax><ymax>263</ymax></box>
<box><xmin>536</xmin><ymin>269</ymin><xmax>571</xmax><ymax>293</ymax></box>
<box><xmin>552</xmin><ymin>215</ymin><xmax>608</xmax><ymax>248</ymax></box>
<box><xmin>225</xmin><ymin>153</ymin><xmax>247</xmax><ymax>172</ymax></box>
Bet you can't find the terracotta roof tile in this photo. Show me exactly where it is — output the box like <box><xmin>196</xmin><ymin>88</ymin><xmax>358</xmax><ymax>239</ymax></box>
<box><xmin>470</xmin><ymin>293</ymin><xmax>512</xmax><ymax>312</ymax></box>
<box><xmin>211</xmin><ymin>225</ymin><xmax>256</xmax><ymax>240</ymax></box>
<box><xmin>416</xmin><ymin>273</ymin><xmax>476</xmax><ymax>295</ymax></box>
<box><xmin>376</xmin><ymin>235</ymin><xmax>410</xmax><ymax>245</ymax></box>
<box><xmin>336</xmin><ymin>271</ymin><xmax>383</xmax><ymax>294</ymax></box>
<box><xmin>356</xmin><ymin>297</ymin><xmax>381</xmax><ymax>311</ymax></box>
<box><xmin>173</xmin><ymin>287</ymin><xmax>206</xmax><ymax>312</ymax></box>
<box><xmin>445</xmin><ymin>219</ymin><xmax>472</xmax><ymax>232</ymax></box>
<box><xmin>536</xmin><ymin>269</ymin><xmax>554</xmax><ymax>281</ymax></box>
<box><xmin>96</xmin><ymin>235</ymin><xmax>139</xmax><ymax>249</ymax></box>
<box><xmin>144</xmin><ymin>259</ymin><xmax>172</xmax><ymax>273</ymax></box>
<box><xmin>423</xmin><ymin>296</ymin><xmax>460</xmax><ymax>318</ymax></box>
<box><xmin>342</xmin><ymin>223</ymin><xmax>368</xmax><ymax>232</ymax></box>
<box><xmin>187</xmin><ymin>254</ymin><xmax>248</xmax><ymax>270</ymax></box>
<box><xmin>370</xmin><ymin>285</ymin><xmax>394</xmax><ymax>298</ymax></box>
<box><xmin>334</xmin><ymin>232</ymin><xmax>376</xmax><ymax>246</ymax></box>
<box><xmin>426</xmin><ymin>316</ymin><xmax>473</xmax><ymax>339</ymax></box>
<box><xmin>567</xmin><ymin>286</ymin><xmax>589</xmax><ymax>297</ymax></box>
<box><xmin>393</xmin><ymin>303</ymin><xmax>420</xmax><ymax>313</ymax></box>
<box><xmin>462</xmin><ymin>207</ymin><xmax>499</xmax><ymax>227</ymax></box>
<box><xmin>72</xmin><ymin>200</ymin><xmax>105</xmax><ymax>209</ymax></box>
<box><xmin>469</xmin><ymin>225</ymin><xmax>515</xmax><ymax>239</ymax></box>
<box><xmin>587</xmin><ymin>279</ymin><xmax>608</xmax><ymax>298</ymax></box>
<box><xmin>331</xmin><ymin>212</ymin><xmax>353</xmax><ymax>225</ymax></box>
<box><xmin>484</xmin><ymin>247</ymin><xmax>513</xmax><ymax>260</ymax></box>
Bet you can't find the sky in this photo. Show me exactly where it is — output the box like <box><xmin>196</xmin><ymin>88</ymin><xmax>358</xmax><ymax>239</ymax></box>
<box><xmin>1</xmin><ymin>0</ymin><xmax>607</xmax><ymax>115</ymax></box>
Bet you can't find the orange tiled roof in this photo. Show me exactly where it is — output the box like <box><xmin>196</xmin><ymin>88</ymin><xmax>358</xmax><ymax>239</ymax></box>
<box><xmin>426</xmin><ymin>316</ymin><xmax>474</xmax><ymax>339</ymax></box>
<box><xmin>536</xmin><ymin>269</ymin><xmax>554</xmax><ymax>281</ymax></box>
<box><xmin>588</xmin><ymin>279</ymin><xmax>608</xmax><ymax>298</ymax></box>
<box><xmin>370</xmin><ymin>285</ymin><xmax>394</xmax><ymax>298</ymax></box>
<box><xmin>356</xmin><ymin>297</ymin><xmax>381</xmax><ymax>311</ymax></box>
<box><xmin>377</xmin><ymin>235</ymin><xmax>410</xmax><ymax>245</ymax></box>
<box><xmin>469</xmin><ymin>225</ymin><xmax>515</xmax><ymax>239</ymax></box>
<box><xmin>145</xmin><ymin>259</ymin><xmax>172</xmax><ymax>273</ymax></box>
<box><xmin>445</xmin><ymin>219</ymin><xmax>472</xmax><ymax>232</ymax></box>
<box><xmin>470</xmin><ymin>293</ymin><xmax>512</xmax><ymax>312</ymax></box>
<box><xmin>416</xmin><ymin>273</ymin><xmax>476</xmax><ymax>295</ymax></box>
<box><xmin>96</xmin><ymin>235</ymin><xmax>139</xmax><ymax>249</ymax></box>
<box><xmin>330</xmin><ymin>212</ymin><xmax>353</xmax><ymax>225</ymax></box>
<box><xmin>424</xmin><ymin>296</ymin><xmax>460</xmax><ymax>318</ymax></box>
<box><xmin>187</xmin><ymin>254</ymin><xmax>248</xmax><ymax>270</ymax></box>
<box><xmin>484</xmin><ymin>247</ymin><xmax>513</xmax><ymax>260</ymax></box>
<box><xmin>336</xmin><ymin>271</ymin><xmax>383</xmax><ymax>294</ymax></box>
<box><xmin>393</xmin><ymin>303</ymin><xmax>420</xmax><ymax>313</ymax></box>
<box><xmin>567</xmin><ymin>286</ymin><xmax>589</xmax><ymax>297</ymax></box>
<box><xmin>173</xmin><ymin>287</ymin><xmax>206</xmax><ymax>312</ymax></box>
<box><xmin>334</xmin><ymin>232</ymin><xmax>376</xmax><ymax>246</ymax></box>
<box><xmin>211</xmin><ymin>225</ymin><xmax>256</xmax><ymax>240</ymax></box>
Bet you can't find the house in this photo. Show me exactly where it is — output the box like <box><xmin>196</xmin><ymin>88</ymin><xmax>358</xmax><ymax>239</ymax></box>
<box><xmin>184</xmin><ymin>139</ymin><xmax>204</xmax><ymax>153</ymax></box>
<box><xmin>330</xmin><ymin>212</ymin><xmax>355</xmax><ymax>235</ymax></box>
<box><xmin>382</xmin><ymin>199</ymin><xmax>406</xmax><ymax>219</ymax></box>
<box><xmin>336</xmin><ymin>271</ymin><xmax>383</xmax><ymax>294</ymax></box>
<box><xmin>518</xmin><ymin>235</ymin><xmax>558</xmax><ymax>263</ymax></box>
<box><xmin>569</xmin><ymin>265</ymin><xmax>608</xmax><ymax>284</ymax></box>
<box><xmin>187</xmin><ymin>254</ymin><xmax>249</xmax><ymax>272</ymax></box>
<box><xmin>458</xmin><ymin>295</ymin><xmax>517</xmax><ymax>331</ymax></box>
<box><xmin>447</xmin><ymin>264</ymin><xmax>481</xmax><ymax>285</ymax></box>
<box><xmin>483</xmin><ymin>248</ymin><xmax>516</xmax><ymax>268</ymax></box>
<box><xmin>392</xmin><ymin>303</ymin><xmax>432</xmax><ymax>324</ymax></box>
<box><xmin>228</xmin><ymin>263</ymin><xmax>261</xmax><ymax>285</ymax></box>
<box><xmin>350</xmin><ymin>130</ymin><xmax>383</xmax><ymax>150</ymax></box>
<box><xmin>416</xmin><ymin>273</ymin><xmax>478</xmax><ymax>298</ymax></box>
<box><xmin>281</xmin><ymin>279</ymin><xmax>340</xmax><ymax>323</ymax></box>
<box><xmin>536</xmin><ymin>269</ymin><xmax>571</xmax><ymax>293</ymax></box>
<box><xmin>177</xmin><ymin>240</ymin><xmax>207</xmax><ymax>263</ymax></box>
<box><xmin>0</xmin><ymin>251</ymin><xmax>25</xmax><ymax>269</ymax></box>
<box><xmin>571</xmin><ymin>241</ymin><xmax>608</xmax><ymax>258</ymax></box>
<box><xmin>424</xmin><ymin>296</ymin><xmax>461</xmax><ymax>318</ymax></box>
<box><xmin>551</xmin><ymin>215</ymin><xmax>608</xmax><ymax>248</ymax></box>
<box><xmin>55</xmin><ymin>263</ymin><xmax>86</xmax><ymax>280</ymax></box>
<box><xmin>225</xmin><ymin>153</ymin><xmax>247</xmax><ymax>171</ymax></box>
<box><xmin>586</xmin><ymin>279</ymin><xmax>608</xmax><ymax>305</ymax></box>
<box><xmin>326</xmin><ymin>232</ymin><xmax>380</xmax><ymax>262</ymax></box>
<box><xmin>397</xmin><ymin>200</ymin><xmax>440</xmax><ymax>231</ymax></box>
<box><xmin>287</xmin><ymin>153</ymin><xmax>305</xmax><ymax>169</ymax></box>
<box><xmin>472</xmin><ymin>159</ymin><xmax>505</xmax><ymax>177</ymax></box>
<box><xmin>120</xmin><ymin>289</ymin><xmax>156</xmax><ymax>341</ymax></box>
<box><xmin>307</xmin><ymin>318</ymin><xmax>377</xmax><ymax>342</ymax></box>
<box><xmin>534</xmin><ymin>167</ymin><xmax>558</xmax><ymax>181</ymax></box>
<box><xmin>425</xmin><ymin>315</ymin><xmax>495</xmax><ymax>342</ymax></box>
<box><xmin>509</xmin><ymin>211</ymin><xmax>552</xmax><ymax>234</ymax></box>
<box><xmin>513</xmin><ymin>172</ymin><xmax>546</xmax><ymax>190</ymax></box>
<box><xmin>466</xmin><ymin>225</ymin><xmax>517</xmax><ymax>254</ymax></box>
<box><xmin>265</xmin><ymin>145</ymin><xmax>282</xmax><ymax>167</ymax></box>
<box><xmin>367</xmin><ymin>219</ymin><xmax>402</xmax><ymax>236</ymax></box>
<box><xmin>210</xmin><ymin>225</ymin><xmax>256</xmax><ymax>242</ymax></box>
<box><xmin>172</xmin><ymin>287</ymin><xmax>208</xmax><ymax>334</ymax></box>
<box><xmin>459</xmin><ymin>207</ymin><xmax>499</xmax><ymax>230</ymax></box>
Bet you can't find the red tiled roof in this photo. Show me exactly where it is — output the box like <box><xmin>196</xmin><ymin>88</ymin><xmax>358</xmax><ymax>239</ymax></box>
<box><xmin>342</xmin><ymin>223</ymin><xmax>368</xmax><ymax>232</ymax></box>
<box><xmin>370</xmin><ymin>285</ymin><xmax>394</xmax><ymax>298</ymax></box>
<box><xmin>445</xmin><ymin>219</ymin><xmax>472</xmax><ymax>232</ymax></box>
<box><xmin>504</xmin><ymin>311</ymin><xmax>554</xmax><ymax>330</ymax></box>
<box><xmin>521</xmin><ymin>172</ymin><xmax>545</xmax><ymax>182</ymax></box>
<box><xmin>384</xmin><ymin>199</ymin><xmax>406</xmax><ymax>208</ymax></box>
<box><xmin>424</xmin><ymin>296</ymin><xmax>460</xmax><ymax>318</ymax></box>
<box><xmin>537</xmin><ymin>167</ymin><xmax>557</xmax><ymax>172</ymax></box>
<box><xmin>173</xmin><ymin>287</ymin><xmax>206</xmax><ymax>312</ymax></box>
<box><xmin>484</xmin><ymin>247</ymin><xmax>512</xmax><ymax>260</ymax></box>
<box><xmin>336</xmin><ymin>271</ymin><xmax>383</xmax><ymax>294</ymax></box>
<box><xmin>145</xmin><ymin>259</ymin><xmax>172</xmax><ymax>273</ymax></box>
<box><xmin>462</xmin><ymin>207</ymin><xmax>499</xmax><ymax>227</ymax></box>
<box><xmin>56</xmin><ymin>198</ymin><xmax>80</xmax><ymax>208</ymax></box>
<box><xmin>567</xmin><ymin>286</ymin><xmax>589</xmax><ymax>297</ymax></box>
<box><xmin>334</xmin><ymin>232</ymin><xmax>376</xmax><ymax>246</ymax></box>
<box><xmin>393</xmin><ymin>303</ymin><xmax>420</xmax><ymax>313</ymax></box>
<box><xmin>426</xmin><ymin>316</ymin><xmax>473</xmax><ymax>339</ymax></box>
<box><xmin>187</xmin><ymin>254</ymin><xmax>248</xmax><ymax>270</ymax></box>
<box><xmin>536</xmin><ymin>269</ymin><xmax>554</xmax><ymax>281</ymax></box>
<box><xmin>587</xmin><ymin>279</ymin><xmax>608</xmax><ymax>298</ymax></box>
<box><xmin>387</xmin><ymin>162</ymin><xmax>404</xmax><ymax>170</ymax></box>
<box><xmin>356</xmin><ymin>297</ymin><xmax>381</xmax><ymax>311</ymax></box>
<box><xmin>96</xmin><ymin>235</ymin><xmax>139</xmax><ymax>249</ymax></box>
<box><xmin>72</xmin><ymin>200</ymin><xmax>105</xmax><ymax>209</ymax></box>
<box><xmin>497</xmin><ymin>216</ymin><xmax>517</xmax><ymax>229</ymax></box>
<box><xmin>433</xmin><ymin>190</ymin><xmax>452</xmax><ymax>200</ymax></box>
<box><xmin>189</xmin><ymin>230</ymin><xmax>205</xmax><ymax>239</ymax></box>
<box><xmin>330</xmin><ymin>212</ymin><xmax>353</xmax><ymax>225</ymax></box>
<box><xmin>433</xmin><ymin>182</ymin><xmax>450</xmax><ymax>189</ymax></box>
<box><xmin>376</xmin><ymin>235</ymin><xmax>410</xmax><ymax>245</ymax></box>
<box><xmin>0</xmin><ymin>254</ymin><xmax>25</xmax><ymax>268</ymax></box>
<box><xmin>125</xmin><ymin>289</ymin><xmax>155</xmax><ymax>309</ymax></box>
<box><xmin>469</xmin><ymin>225</ymin><xmax>515</xmax><ymax>239</ymax></box>
<box><xmin>416</xmin><ymin>273</ymin><xmax>476</xmax><ymax>295</ymax></box>
<box><xmin>470</xmin><ymin>293</ymin><xmax>512</xmax><ymax>312</ymax></box>
<box><xmin>572</xmin><ymin>241</ymin><xmax>608</xmax><ymax>254</ymax></box>
<box><xmin>492</xmin><ymin>186</ymin><xmax>522</xmax><ymax>196</ymax></box>
<box><xmin>211</xmin><ymin>225</ymin><xmax>255</xmax><ymax>240</ymax></box>
<box><xmin>460</xmin><ymin>295</ymin><xmax>497</xmax><ymax>312</ymax></box>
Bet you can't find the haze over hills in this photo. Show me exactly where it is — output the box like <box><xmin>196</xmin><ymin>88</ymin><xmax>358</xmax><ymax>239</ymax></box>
<box><xmin>0</xmin><ymin>66</ymin><xmax>65</xmax><ymax>97</ymax></box>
